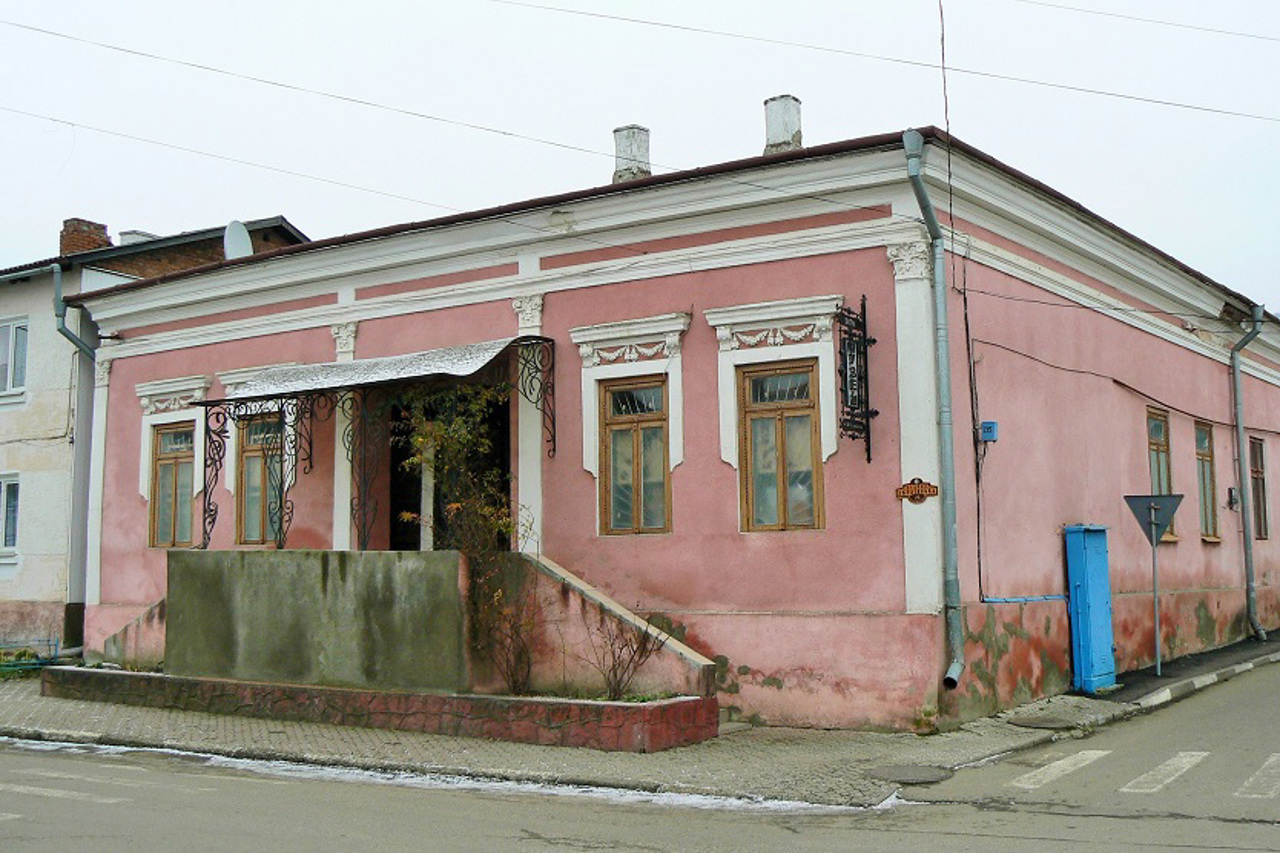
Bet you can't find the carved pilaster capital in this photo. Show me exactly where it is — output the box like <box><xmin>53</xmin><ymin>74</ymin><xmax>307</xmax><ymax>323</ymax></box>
<box><xmin>513</xmin><ymin>294</ymin><xmax>544</xmax><ymax>336</ymax></box>
<box><xmin>887</xmin><ymin>241</ymin><xmax>932</xmax><ymax>281</ymax></box>
<box><xmin>331</xmin><ymin>322</ymin><xmax>358</xmax><ymax>357</ymax></box>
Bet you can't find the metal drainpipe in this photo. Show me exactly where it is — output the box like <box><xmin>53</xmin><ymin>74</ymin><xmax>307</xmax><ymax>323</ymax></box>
<box><xmin>51</xmin><ymin>264</ymin><xmax>96</xmax><ymax>361</ymax></box>
<box><xmin>904</xmin><ymin>129</ymin><xmax>965</xmax><ymax>688</ymax></box>
<box><xmin>1231</xmin><ymin>304</ymin><xmax>1267</xmax><ymax>641</ymax></box>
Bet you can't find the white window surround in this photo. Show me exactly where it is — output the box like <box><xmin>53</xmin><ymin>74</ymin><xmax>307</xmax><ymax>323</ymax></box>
<box><xmin>135</xmin><ymin>376</ymin><xmax>211</xmax><ymax>500</ymax></box>
<box><xmin>703</xmin><ymin>295</ymin><xmax>843</xmax><ymax>468</ymax></box>
<box><xmin>0</xmin><ymin>472</ymin><xmax>17</xmax><ymax>574</ymax></box>
<box><xmin>569</xmin><ymin>312</ymin><xmax>691</xmax><ymax>478</ymax></box>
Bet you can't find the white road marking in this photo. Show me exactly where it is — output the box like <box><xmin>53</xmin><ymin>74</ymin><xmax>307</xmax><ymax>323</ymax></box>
<box><xmin>0</xmin><ymin>782</ymin><xmax>128</xmax><ymax>804</ymax></box>
<box><xmin>1235</xmin><ymin>754</ymin><xmax>1280</xmax><ymax>799</ymax></box>
<box><xmin>1009</xmin><ymin>750</ymin><xmax>1111</xmax><ymax>789</ymax></box>
<box><xmin>1120</xmin><ymin>751</ymin><xmax>1210</xmax><ymax>793</ymax></box>
<box><xmin>0</xmin><ymin>813</ymin><xmax>21</xmax><ymax>822</ymax></box>
<box><xmin>20</xmin><ymin>769</ymin><xmax>215</xmax><ymax>792</ymax></box>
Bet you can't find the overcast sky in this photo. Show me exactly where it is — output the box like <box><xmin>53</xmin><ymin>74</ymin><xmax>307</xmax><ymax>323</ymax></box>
<box><xmin>3</xmin><ymin>1</ymin><xmax>1277</xmax><ymax>307</ymax></box>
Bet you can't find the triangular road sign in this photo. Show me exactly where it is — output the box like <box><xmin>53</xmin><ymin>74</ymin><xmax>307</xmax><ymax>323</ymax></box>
<box><xmin>1124</xmin><ymin>494</ymin><xmax>1184</xmax><ymax>545</ymax></box>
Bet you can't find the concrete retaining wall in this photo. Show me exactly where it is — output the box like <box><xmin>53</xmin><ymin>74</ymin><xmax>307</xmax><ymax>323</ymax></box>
<box><xmin>166</xmin><ymin>550</ymin><xmax>466</xmax><ymax>691</ymax></box>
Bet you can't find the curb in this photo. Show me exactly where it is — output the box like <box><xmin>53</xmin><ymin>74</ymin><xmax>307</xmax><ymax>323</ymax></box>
<box><xmin>1131</xmin><ymin>650</ymin><xmax>1280</xmax><ymax>711</ymax></box>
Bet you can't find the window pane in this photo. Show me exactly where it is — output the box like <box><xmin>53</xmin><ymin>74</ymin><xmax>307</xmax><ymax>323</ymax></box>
<box><xmin>160</xmin><ymin>428</ymin><xmax>194</xmax><ymax>454</ymax></box>
<box><xmin>640</xmin><ymin>426</ymin><xmax>665</xmax><ymax>529</ymax></box>
<box><xmin>785</xmin><ymin>415</ymin><xmax>815</xmax><ymax>526</ymax></box>
<box><xmin>3</xmin><ymin>482</ymin><xmax>17</xmax><ymax>548</ymax></box>
<box><xmin>751</xmin><ymin>372</ymin><xmax>810</xmax><ymax>405</ymax></box>
<box><xmin>751</xmin><ymin>417</ymin><xmax>778</xmax><ymax>526</ymax></box>
<box><xmin>11</xmin><ymin>324</ymin><xmax>26</xmax><ymax>389</ymax></box>
<box><xmin>0</xmin><ymin>325</ymin><xmax>9</xmax><ymax>393</ymax></box>
<box><xmin>155</xmin><ymin>462</ymin><xmax>175</xmax><ymax>544</ymax></box>
<box><xmin>611</xmin><ymin>387</ymin><xmax>662</xmax><ymax>417</ymax></box>
<box><xmin>1147</xmin><ymin>415</ymin><xmax>1165</xmax><ymax>443</ymax></box>
<box><xmin>1195</xmin><ymin>425</ymin><xmax>1211</xmax><ymax>454</ymax></box>
<box><xmin>610</xmin><ymin>428</ymin><xmax>633</xmax><ymax>530</ymax></box>
<box><xmin>246</xmin><ymin>419</ymin><xmax>281</xmax><ymax>446</ymax></box>
<box><xmin>175</xmin><ymin>461</ymin><xmax>193</xmax><ymax>544</ymax></box>
<box><xmin>244</xmin><ymin>456</ymin><xmax>263</xmax><ymax>541</ymax></box>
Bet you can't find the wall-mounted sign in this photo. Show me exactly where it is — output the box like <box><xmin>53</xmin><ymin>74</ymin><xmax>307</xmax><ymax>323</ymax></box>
<box><xmin>896</xmin><ymin>478</ymin><xmax>939</xmax><ymax>504</ymax></box>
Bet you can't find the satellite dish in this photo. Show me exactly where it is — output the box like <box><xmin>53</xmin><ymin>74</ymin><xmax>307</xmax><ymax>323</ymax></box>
<box><xmin>223</xmin><ymin>220</ymin><xmax>254</xmax><ymax>260</ymax></box>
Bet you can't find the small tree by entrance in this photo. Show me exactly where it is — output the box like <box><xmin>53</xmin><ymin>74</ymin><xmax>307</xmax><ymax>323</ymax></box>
<box><xmin>397</xmin><ymin>382</ymin><xmax>538</xmax><ymax>694</ymax></box>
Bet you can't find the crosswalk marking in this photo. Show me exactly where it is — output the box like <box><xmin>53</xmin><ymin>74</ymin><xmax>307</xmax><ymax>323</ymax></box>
<box><xmin>0</xmin><ymin>782</ymin><xmax>128</xmax><ymax>805</ymax></box>
<box><xmin>1120</xmin><ymin>751</ymin><xmax>1209</xmax><ymax>793</ymax></box>
<box><xmin>1235</xmin><ymin>754</ymin><xmax>1280</xmax><ymax>799</ymax></box>
<box><xmin>1009</xmin><ymin>750</ymin><xmax>1111</xmax><ymax>789</ymax></box>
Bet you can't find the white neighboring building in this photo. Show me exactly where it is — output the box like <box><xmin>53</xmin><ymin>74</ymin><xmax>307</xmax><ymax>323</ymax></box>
<box><xmin>0</xmin><ymin>217</ymin><xmax>306</xmax><ymax>647</ymax></box>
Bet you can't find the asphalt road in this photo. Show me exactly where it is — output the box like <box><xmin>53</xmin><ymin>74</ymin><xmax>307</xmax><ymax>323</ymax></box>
<box><xmin>0</xmin><ymin>665</ymin><xmax>1276</xmax><ymax>851</ymax></box>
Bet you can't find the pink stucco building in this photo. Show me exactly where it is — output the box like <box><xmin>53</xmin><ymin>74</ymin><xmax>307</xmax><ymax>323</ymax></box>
<box><xmin>71</xmin><ymin>107</ymin><xmax>1280</xmax><ymax>729</ymax></box>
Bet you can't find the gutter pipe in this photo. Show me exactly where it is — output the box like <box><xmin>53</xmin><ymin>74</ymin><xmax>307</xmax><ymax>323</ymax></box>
<box><xmin>904</xmin><ymin>129</ymin><xmax>965</xmax><ymax>689</ymax></box>
<box><xmin>1231</xmin><ymin>304</ymin><xmax>1267</xmax><ymax>641</ymax></box>
<box><xmin>50</xmin><ymin>264</ymin><xmax>96</xmax><ymax>361</ymax></box>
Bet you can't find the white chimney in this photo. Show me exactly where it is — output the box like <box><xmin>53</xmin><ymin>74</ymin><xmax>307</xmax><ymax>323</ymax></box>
<box><xmin>612</xmin><ymin>125</ymin><xmax>651</xmax><ymax>183</ymax></box>
<box><xmin>763</xmin><ymin>94</ymin><xmax>802</xmax><ymax>154</ymax></box>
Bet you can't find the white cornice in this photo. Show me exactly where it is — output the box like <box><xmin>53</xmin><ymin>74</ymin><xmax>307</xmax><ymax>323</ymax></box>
<box><xmin>569</xmin><ymin>312</ymin><xmax>692</xmax><ymax>347</ymax></box>
<box><xmin>97</xmin><ymin>218</ymin><xmax>921</xmax><ymax>360</ymax></box>
<box><xmin>134</xmin><ymin>374</ymin><xmax>211</xmax><ymax>414</ymax></box>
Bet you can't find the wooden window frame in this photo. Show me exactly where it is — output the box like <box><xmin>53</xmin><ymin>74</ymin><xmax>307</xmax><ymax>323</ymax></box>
<box><xmin>1250</xmin><ymin>436</ymin><xmax>1269</xmax><ymax>541</ymax></box>
<box><xmin>1146</xmin><ymin>408</ymin><xmax>1174</xmax><ymax>537</ymax></box>
<box><xmin>599</xmin><ymin>376</ymin><xmax>671</xmax><ymax>535</ymax></box>
<box><xmin>150</xmin><ymin>422</ymin><xmax>196</xmax><ymax>548</ymax></box>
<box><xmin>738</xmin><ymin>359</ymin><xmax>824</xmax><ymax>532</ymax></box>
<box><xmin>1194</xmin><ymin>421</ymin><xmax>1218</xmax><ymax>539</ymax></box>
<box><xmin>236</xmin><ymin>415</ymin><xmax>283</xmax><ymax>545</ymax></box>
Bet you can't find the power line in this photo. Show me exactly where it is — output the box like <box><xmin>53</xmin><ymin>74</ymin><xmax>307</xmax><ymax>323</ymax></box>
<box><xmin>0</xmin><ymin>19</ymin><xmax>616</xmax><ymax>165</ymax></box>
<box><xmin>1011</xmin><ymin>0</ymin><xmax>1280</xmax><ymax>44</ymax></box>
<box><xmin>0</xmin><ymin>17</ymin><xmax>928</xmax><ymax>233</ymax></box>
<box><xmin>490</xmin><ymin>0</ymin><xmax>1280</xmax><ymax>125</ymax></box>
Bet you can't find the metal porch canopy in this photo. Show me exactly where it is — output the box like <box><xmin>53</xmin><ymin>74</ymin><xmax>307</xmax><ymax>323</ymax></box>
<box><xmin>196</xmin><ymin>335</ymin><xmax>555</xmax><ymax>550</ymax></box>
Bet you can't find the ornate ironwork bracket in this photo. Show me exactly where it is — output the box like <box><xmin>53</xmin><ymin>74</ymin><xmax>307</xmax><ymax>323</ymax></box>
<box><xmin>517</xmin><ymin>337</ymin><xmax>556</xmax><ymax>457</ymax></box>
<box><xmin>837</xmin><ymin>295</ymin><xmax>879</xmax><ymax>463</ymax></box>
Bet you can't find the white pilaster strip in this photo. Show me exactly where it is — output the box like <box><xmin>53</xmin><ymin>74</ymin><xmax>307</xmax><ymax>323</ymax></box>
<box><xmin>84</xmin><ymin>355</ymin><xmax>112</xmax><ymax>607</ymax></box>
<box><xmin>891</xmin><ymin>242</ymin><xmax>945</xmax><ymax>614</ymax></box>
<box><xmin>331</xmin><ymin>323</ymin><xmax>356</xmax><ymax>550</ymax></box>
<box><xmin>513</xmin><ymin>297</ymin><xmax>544</xmax><ymax>553</ymax></box>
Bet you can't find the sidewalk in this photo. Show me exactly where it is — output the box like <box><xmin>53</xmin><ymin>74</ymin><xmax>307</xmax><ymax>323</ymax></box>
<box><xmin>1</xmin><ymin>635</ymin><xmax>1277</xmax><ymax>808</ymax></box>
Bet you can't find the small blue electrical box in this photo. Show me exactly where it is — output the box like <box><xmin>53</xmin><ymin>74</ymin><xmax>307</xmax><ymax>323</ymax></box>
<box><xmin>980</xmin><ymin>420</ymin><xmax>999</xmax><ymax>442</ymax></box>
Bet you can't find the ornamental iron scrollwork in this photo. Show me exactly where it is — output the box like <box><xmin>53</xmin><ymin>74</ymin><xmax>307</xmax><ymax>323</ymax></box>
<box><xmin>517</xmin><ymin>337</ymin><xmax>556</xmax><ymax>457</ymax></box>
<box><xmin>197</xmin><ymin>336</ymin><xmax>556</xmax><ymax>549</ymax></box>
<box><xmin>837</xmin><ymin>295</ymin><xmax>879</xmax><ymax>463</ymax></box>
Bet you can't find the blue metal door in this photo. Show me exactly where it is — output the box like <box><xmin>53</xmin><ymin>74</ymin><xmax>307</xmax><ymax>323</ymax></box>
<box><xmin>1065</xmin><ymin>525</ymin><xmax>1116</xmax><ymax>693</ymax></box>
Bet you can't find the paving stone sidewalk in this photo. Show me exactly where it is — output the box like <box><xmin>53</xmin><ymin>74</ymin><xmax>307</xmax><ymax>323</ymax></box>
<box><xmin>0</xmin><ymin>678</ymin><xmax>1127</xmax><ymax>807</ymax></box>
<box><xmin>3</xmin><ymin>635</ymin><xmax>1277</xmax><ymax>807</ymax></box>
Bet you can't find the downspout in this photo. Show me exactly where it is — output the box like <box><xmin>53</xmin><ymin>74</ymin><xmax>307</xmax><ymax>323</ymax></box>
<box><xmin>51</xmin><ymin>264</ymin><xmax>97</xmax><ymax>361</ymax></box>
<box><xmin>904</xmin><ymin>129</ymin><xmax>964</xmax><ymax>688</ymax></box>
<box><xmin>1231</xmin><ymin>304</ymin><xmax>1266</xmax><ymax>641</ymax></box>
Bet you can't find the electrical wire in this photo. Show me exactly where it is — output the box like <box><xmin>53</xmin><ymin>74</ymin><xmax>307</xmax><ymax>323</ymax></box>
<box><xmin>490</xmin><ymin>0</ymin><xmax>1280</xmax><ymax>124</ymax></box>
<box><xmin>1011</xmin><ymin>0</ymin><xmax>1280</xmax><ymax>44</ymax></box>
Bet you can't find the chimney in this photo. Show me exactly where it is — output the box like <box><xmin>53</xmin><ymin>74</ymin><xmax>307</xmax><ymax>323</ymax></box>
<box><xmin>612</xmin><ymin>125</ymin><xmax>651</xmax><ymax>184</ymax></box>
<box><xmin>60</xmin><ymin>218</ymin><xmax>112</xmax><ymax>255</ymax></box>
<box><xmin>763</xmin><ymin>94</ymin><xmax>802</xmax><ymax>154</ymax></box>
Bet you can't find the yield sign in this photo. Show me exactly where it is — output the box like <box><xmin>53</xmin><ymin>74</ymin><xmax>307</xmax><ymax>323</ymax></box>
<box><xmin>1124</xmin><ymin>494</ymin><xmax>1184</xmax><ymax>545</ymax></box>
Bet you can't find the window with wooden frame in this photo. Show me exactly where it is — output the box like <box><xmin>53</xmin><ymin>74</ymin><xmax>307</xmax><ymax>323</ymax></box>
<box><xmin>1194</xmin><ymin>421</ymin><xmax>1218</xmax><ymax>539</ymax></box>
<box><xmin>150</xmin><ymin>423</ymin><xmax>195</xmax><ymax>547</ymax></box>
<box><xmin>739</xmin><ymin>360</ymin><xmax>823</xmax><ymax>531</ymax></box>
<box><xmin>237</xmin><ymin>416</ymin><xmax>283</xmax><ymax>545</ymax></box>
<box><xmin>0</xmin><ymin>318</ymin><xmax>28</xmax><ymax>394</ymax></box>
<box><xmin>1146</xmin><ymin>408</ymin><xmax>1173</xmax><ymax>535</ymax></box>
<box><xmin>600</xmin><ymin>377</ymin><xmax>670</xmax><ymax>534</ymax></box>
<box><xmin>1250</xmin><ymin>437</ymin><xmax>1269</xmax><ymax>540</ymax></box>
